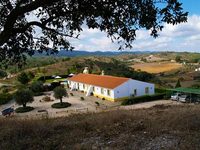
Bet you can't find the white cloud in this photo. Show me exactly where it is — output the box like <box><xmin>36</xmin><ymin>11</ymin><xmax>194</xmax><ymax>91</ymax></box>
<box><xmin>68</xmin><ymin>15</ymin><xmax>200</xmax><ymax>52</ymax></box>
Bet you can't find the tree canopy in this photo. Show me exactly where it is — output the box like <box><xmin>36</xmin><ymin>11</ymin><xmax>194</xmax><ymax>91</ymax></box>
<box><xmin>0</xmin><ymin>0</ymin><xmax>188</xmax><ymax>65</ymax></box>
<box><xmin>15</xmin><ymin>89</ymin><xmax>34</xmax><ymax>107</ymax></box>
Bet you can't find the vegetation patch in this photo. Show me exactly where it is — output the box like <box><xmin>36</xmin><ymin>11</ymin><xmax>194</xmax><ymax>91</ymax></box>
<box><xmin>51</xmin><ymin>102</ymin><xmax>71</xmax><ymax>109</ymax></box>
<box><xmin>121</xmin><ymin>93</ymin><xmax>165</xmax><ymax>105</ymax></box>
<box><xmin>15</xmin><ymin>106</ymin><xmax>34</xmax><ymax>113</ymax></box>
<box><xmin>0</xmin><ymin>93</ymin><xmax>13</xmax><ymax>105</ymax></box>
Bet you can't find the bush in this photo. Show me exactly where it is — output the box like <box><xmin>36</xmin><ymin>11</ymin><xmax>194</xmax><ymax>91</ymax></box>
<box><xmin>51</xmin><ymin>102</ymin><xmax>71</xmax><ymax>109</ymax></box>
<box><xmin>0</xmin><ymin>93</ymin><xmax>13</xmax><ymax>105</ymax></box>
<box><xmin>30</xmin><ymin>81</ymin><xmax>44</xmax><ymax>95</ymax></box>
<box><xmin>95</xmin><ymin>101</ymin><xmax>100</xmax><ymax>106</ymax></box>
<box><xmin>102</xmin><ymin>98</ymin><xmax>105</xmax><ymax>100</ymax></box>
<box><xmin>0</xmin><ymin>70</ymin><xmax>7</xmax><ymax>78</ymax></box>
<box><xmin>15</xmin><ymin>106</ymin><xmax>34</xmax><ymax>113</ymax></box>
<box><xmin>80</xmin><ymin>97</ymin><xmax>84</xmax><ymax>101</ymax></box>
<box><xmin>121</xmin><ymin>93</ymin><xmax>165</xmax><ymax>105</ymax></box>
<box><xmin>42</xmin><ymin>96</ymin><xmax>53</xmax><ymax>102</ymax></box>
<box><xmin>70</xmin><ymin>93</ymin><xmax>73</xmax><ymax>96</ymax></box>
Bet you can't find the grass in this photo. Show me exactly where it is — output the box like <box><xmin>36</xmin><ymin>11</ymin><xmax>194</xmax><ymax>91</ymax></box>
<box><xmin>133</xmin><ymin>62</ymin><xmax>182</xmax><ymax>73</ymax></box>
<box><xmin>15</xmin><ymin>106</ymin><xmax>34</xmax><ymax>113</ymax></box>
<box><xmin>51</xmin><ymin>102</ymin><xmax>71</xmax><ymax>108</ymax></box>
<box><xmin>45</xmin><ymin>78</ymin><xmax>66</xmax><ymax>83</ymax></box>
<box><xmin>1</xmin><ymin>105</ymin><xmax>200</xmax><ymax>149</ymax></box>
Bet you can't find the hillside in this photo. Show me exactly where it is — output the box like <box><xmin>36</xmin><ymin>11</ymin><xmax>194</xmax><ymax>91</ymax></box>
<box><xmin>1</xmin><ymin>105</ymin><xmax>200</xmax><ymax>149</ymax></box>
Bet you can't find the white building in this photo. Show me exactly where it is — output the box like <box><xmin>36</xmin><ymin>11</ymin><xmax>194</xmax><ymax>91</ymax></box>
<box><xmin>68</xmin><ymin>73</ymin><xmax>155</xmax><ymax>102</ymax></box>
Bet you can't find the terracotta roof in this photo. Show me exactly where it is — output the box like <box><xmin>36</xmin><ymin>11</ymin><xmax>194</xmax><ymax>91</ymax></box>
<box><xmin>69</xmin><ymin>74</ymin><xmax>130</xmax><ymax>89</ymax></box>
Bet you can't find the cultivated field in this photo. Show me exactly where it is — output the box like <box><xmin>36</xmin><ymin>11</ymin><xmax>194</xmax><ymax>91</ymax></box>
<box><xmin>132</xmin><ymin>62</ymin><xmax>182</xmax><ymax>73</ymax></box>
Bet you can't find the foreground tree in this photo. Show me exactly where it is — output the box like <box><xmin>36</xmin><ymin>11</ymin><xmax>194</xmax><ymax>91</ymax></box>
<box><xmin>53</xmin><ymin>86</ymin><xmax>68</xmax><ymax>104</ymax></box>
<box><xmin>0</xmin><ymin>0</ymin><xmax>187</xmax><ymax>65</ymax></box>
<box><xmin>15</xmin><ymin>89</ymin><xmax>34</xmax><ymax>107</ymax></box>
<box><xmin>52</xmin><ymin>86</ymin><xmax>70</xmax><ymax>108</ymax></box>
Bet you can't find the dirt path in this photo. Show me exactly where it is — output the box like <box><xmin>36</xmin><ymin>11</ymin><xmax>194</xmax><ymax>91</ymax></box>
<box><xmin>120</xmin><ymin>100</ymin><xmax>179</xmax><ymax>110</ymax></box>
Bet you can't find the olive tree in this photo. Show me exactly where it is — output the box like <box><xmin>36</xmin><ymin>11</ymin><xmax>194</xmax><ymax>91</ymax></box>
<box><xmin>53</xmin><ymin>86</ymin><xmax>68</xmax><ymax>104</ymax></box>
<box><xmin>15</xmin><ymin>89</ymin><xmax>34</xmax><ymax>108</ymax></box>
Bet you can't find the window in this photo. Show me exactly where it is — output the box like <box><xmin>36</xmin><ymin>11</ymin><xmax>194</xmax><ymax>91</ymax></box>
<box><xmin>107</xmin><ymin>89</ymin><xmax>110</xmax><ymax>96</ymax></box>
<box><xmin>77</xmin><ymin>83</ymin><xmax>79</xmax><ymax>90</ymax></box>
<box><xmin>93</xmin><ymin>87</ymin><xmax>95</xmax><ymax>92</ymax></box>
<box><xmin>101</xmin><ymin>88</ymin><xmax>104</xmax><ymax>94</ymax></box>
<box><xmin>83</xmin><ymin>84</ymin><xmax>85</xmax><ymax>89</ymax></box>
<box><xmin>145</xmin><ymin>87</ymin><xmax>149</xmax><ymax>94</ymax></box>
<box><xmin>134</xmin><ymin>89</ymin><xmax>137</xmax><ymax>96</ymax></box>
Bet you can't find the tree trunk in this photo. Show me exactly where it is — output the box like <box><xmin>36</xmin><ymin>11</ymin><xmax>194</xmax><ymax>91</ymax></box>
<box><xmin>60</xmin><ymin>98</ymin><xmax>63</xmax><ymax>104</ymax></box>
<box><xmin>23</xmin><ymin>103</ymin><xmax>26</xmax><ymax>108</ymax></box>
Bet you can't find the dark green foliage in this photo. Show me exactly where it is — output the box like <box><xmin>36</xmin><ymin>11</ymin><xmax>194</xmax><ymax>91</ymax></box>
<box><xmin>30</xmin><ymin>81</ymin><xmax>44</xmax><ymax>96</ymax></box>
<box><xmin>155</xmin><ymin>88</ymin><xmax>166</xmax><ymax>93</ymax></box>
<box><xmin>80</xmin><ymin>97</ymin><xmax>85</xmax><ymax>101</ymax></box>
<box><xmin>53</xmin><ymin>86</ymin><xmax>68</xmax><ymax>104</ymax></box>
<box><xmin>0</xmin><ymin>70</ymin><xmax>7</xmax><ymax>78</ymax></box>
<box><xmin>51</xmin><ymin>102</ymin><xmax>71</xmax><ymax>109</ymax></box>
<box><xmin>121</xmin><ymin>93</ymin><xmax>165</xmax><ymax>105</ymax></box>
<box><xmin>0</xmin><ymin>0</ymin><xmax>187</xmax><ymax>65</ymax></box>
<box><xmin>15</xmin><ymin>89</ymin><xmax>34</xmax><ymax>108</ymax></box>
<box><xmin>27</xmin><ymin>71</ymin><xmax>35</xmax><ymax>80</ymax></box>
<box><xmin>175</xmin><ymin>79</ymin><xmax>181</xmax><ymax>88</ymax></box>
<box><xmin>95</xmin><ymin>101</ymin><xmax>100</xmax><ymax>106</ymax></box>
<box><xmin>191</xmin><ymin>84</ymin><xmax>200</xmax><ymax>89</ymax></box>
<box><xmin>17</xmin><ymin>72</ymin><xmax>30</xmax><ymax>85</ymax></box>
<box><xmin>15</xmin><ymin>106</ymin><xmax>34</xmax><ymax>113</ymax></box>
<box><xmin>175</xmin><ymin>56</ymin><xmax>182</xmax><ymax>63</ymax></box>
<box><xmin>70</xmin><ymin>93</ymin><xmax>73</xmax><ymax>96</ymax></box>
<box><xmin>0</xmin><ymin>93</ymin><xmax>13</xmax><ymax>105</ymax></box>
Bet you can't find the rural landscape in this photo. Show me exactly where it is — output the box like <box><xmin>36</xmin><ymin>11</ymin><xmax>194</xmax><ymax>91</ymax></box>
<box><xmin>0</xmin><ymin>0</ymin><xmax>200</xmax><ymax>149</ymax></box>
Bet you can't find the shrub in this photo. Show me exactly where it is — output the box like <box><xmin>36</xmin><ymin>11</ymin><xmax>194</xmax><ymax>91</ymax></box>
<box><xmin>0</xmin><ymin>70</ymin><xmax>7</xmax><ymax>78</ymax></box>
<box><xmin>95</xmin><ymin>101</ymin><xmax>100</xmax><ymax>106</ymax></box>
<box><xmin>17</xmin><ymin>72</ymin><xmax>30</xmax><ymax>85</ymax></box>
<box><xmin>102</xmin><ymin>98</ymin><xmax>105</xmax><ymax>100</ymax></box>
<box><xmin>121</xmin><ymin>93</ymin><xmax>165</xmax><ymax>105</ymax></box>
<box><xmin>30</xmin><ymin>81</ymin><xmax>44</xmax><ymax>96</ymax></box>
<box><xmin>80</xmin><ymin>97</ymin><xmax>84</xmax><ymax>101</ymax></box>
<box><xmin>70</xmin><ymin>93</ymin><xmax>73</xmax><ymax>96</ymax></box>
<box><xmin>42</xmin><ymin>96</ymin><xmax>53</xmax><ymax>102</ymax></box>
<box><xmin>15</xmin><ymin>106</ymin><xmax>34</xmax><ymax>113</ymax></box>
<box><xmin>51</xmin><ymin>102</ymin><xmax>71</xmax><ymax>109</ymax></box>
<box><xmin>0</xmin><ymin>93</ymin><xmax>13</xmax><ymax>105</ymax></box>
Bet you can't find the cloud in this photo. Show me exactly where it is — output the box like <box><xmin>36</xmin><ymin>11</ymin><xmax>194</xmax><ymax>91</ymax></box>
<box><xmin>68</xmin><ymin>15</ymin><xmax>200</xmax><ymax>52</ymax></box>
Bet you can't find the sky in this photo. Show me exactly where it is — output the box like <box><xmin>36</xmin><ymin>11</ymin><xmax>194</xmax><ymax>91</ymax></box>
<box><xmin>69</xmin><ymin>0</ymin><xmax>200</xmax><ymax>52</ymax></box>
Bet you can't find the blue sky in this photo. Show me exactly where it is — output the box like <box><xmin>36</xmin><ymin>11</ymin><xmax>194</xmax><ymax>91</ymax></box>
<box><xmin>69</xmin><ymin>1</ymin><xmax>200</xmax><ymax>52</ymax></box>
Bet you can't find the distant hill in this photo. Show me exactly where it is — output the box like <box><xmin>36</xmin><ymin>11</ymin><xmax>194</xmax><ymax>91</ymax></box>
<box><xmin>34</xmin><ymin>50</ymin><xmax>157</xmax><ymax>57</ymax></box>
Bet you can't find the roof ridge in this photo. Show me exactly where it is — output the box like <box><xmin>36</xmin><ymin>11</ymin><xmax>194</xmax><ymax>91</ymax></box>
<box><xmin>78</xmin><ymin>73</ymin><xmax>130</xmax><ymax>79</ymax></box>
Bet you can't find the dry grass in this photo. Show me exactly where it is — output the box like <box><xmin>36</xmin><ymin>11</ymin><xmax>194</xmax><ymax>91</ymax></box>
<box><xmin>132</xmin><ymin>62</ymin><xmax>182</xmax><ymax>73</ymax></box>
<box><xmin>1</xmin><ymin>105</ymin><xmax>200</xmax><ymax>149</ymax></box>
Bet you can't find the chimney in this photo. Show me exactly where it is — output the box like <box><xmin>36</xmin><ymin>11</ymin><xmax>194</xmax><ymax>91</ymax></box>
<box><xmin>101</xmin><ymin>70</ymin><xmax>105</xmax><ymax>76</ymax></box>
<box><xmin>83</xmin><ymin>67</ymin><xmax>89</xmax><ymax>74</ymax></box>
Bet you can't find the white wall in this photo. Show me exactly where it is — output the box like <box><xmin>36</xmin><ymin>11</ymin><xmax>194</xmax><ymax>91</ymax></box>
<box><xmin>69</xmin><ymin>79</ymin><xmax>154</xmax><ymax>100</ymax></box>
<box><xmin>69</xmin><ymin>81</ymin><xmax>114</xmax><ymax>98</ymax></box>
<box><xmin>114</xmin><ymin>79</ymin><xmax>154</xmax><ymax>99</ymax></box>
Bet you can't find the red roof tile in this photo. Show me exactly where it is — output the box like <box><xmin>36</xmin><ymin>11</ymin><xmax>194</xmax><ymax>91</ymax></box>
<box><xmin>69</xmin><ymin>74</ymin><xmax>129</xmax><ymax>89</ymax></box>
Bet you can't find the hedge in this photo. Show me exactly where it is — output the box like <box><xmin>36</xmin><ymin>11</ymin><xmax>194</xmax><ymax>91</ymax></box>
<box><xmin>51</xmin><ymin>102</ymin><xmax>71</xmax><ymax>109</ymax></box>
<box><xmin>0</xmin><ymin>93</ymin><xmax>13</xmax><ymax>105</ymax></box>
<box><xmin>121</xmin><ymin>93</ymin><xmax>165</xmax><ymax>105</ymax></box>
